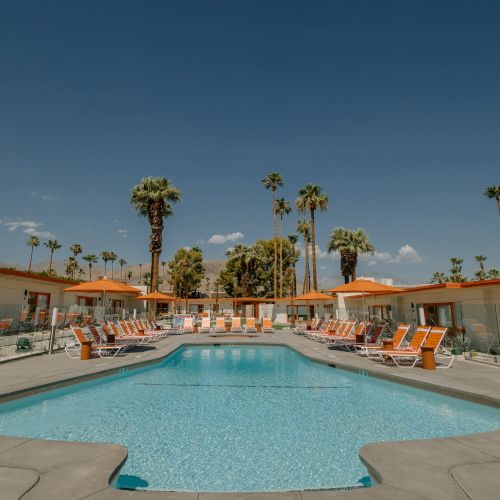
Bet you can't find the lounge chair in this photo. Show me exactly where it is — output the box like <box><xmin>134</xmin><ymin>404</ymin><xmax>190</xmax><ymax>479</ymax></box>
<box><xmin>88</xmin><ymin>325</ymin><xmax>129</xmax><ymax>352</ymax></box>
<box><xmin>0</xmin><ymin>318</ymin><xmax>13</xmax><ymax>335</ymax></box>
<box><xmin>314</xmin><ymin>320</ymin><xmax>347</xmax><ymax>343</ymax></box>
<box><xmin>212</xmin><ymin>317</ymin><xmax>226</xmax><ymax>334</ymax></box>
<box><xmin>376</xmin><ymin>326</ymin><xmax>432</xmax><ymax>366</ymax></box>
<box><xmin>65</xmin><ymin>326</ymin><xmax>126</xmax><ymax>358</ymax></box>
<box><xmin>307</xmin><ymin>319</ymin><xmax>335</xmax><ymax>341</ymax></box>
<box><xmin>262</xmin><ymin>318</ymin><xmax>273</xmax><ymax>333</ymax></box>
<box><xmin>355</xmin><ymin>323</ymin><xmax>410</xmax><ymax>357</ymax></box>
<box><xmin>245</xmin><ymin>318</ymin><xmax>258</xmax><ymax>334</ymax></box>
<box><xmin>325</xmin><ymin>321</ymin><xmax>357</xmax><ymax>347</ymax></box>
<box><xmin>334</xmin><ymin>322</ymin><xmax>368</xmax><ymax>350</ymax></box>
<box><xmin>199</xmin><ymin>317</ymin><xmax>211</xmax><ymax>333</ymax></box>
<box><xmin>108</xmin><ymin>321</ymin><xmax>152</xmax><ymax>345</ymax></box>
<box><xmin>127</xmin><ymin>320</ymin><xmax>165</xmax><ymax>339</ymax></box>
<box><xmin>231</xmin><ymin>317</ymin><xmax>243</xmax><ymax>333</ymax></box>
<box><xmin>378</xmin><ymin>326</ymin><xmax>452</xmax><ymax>368</ymax></box>
<box><xmin>181</xmin><ymin>317</ymin><xmax>194</xmax><ymax>334</ymax></box>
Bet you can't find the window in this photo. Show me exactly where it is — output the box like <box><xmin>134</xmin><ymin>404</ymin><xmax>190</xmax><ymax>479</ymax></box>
<box><xmin>369</xmin><ymin>305</ymin><xmax>392</xmax><ymax>320</ymax></box>
<box><xmin>77</xmin><ymin>296</ymin><xmax>96</xmax><ymax>307</ymax></box>
<box><xmin>417</xmin><ymin>302</ymin><xmax>455</xmax><ymax>329</ymax></box>
<box><xmin>287</xmin><ymin>305</ymin><xmax>314</xmax><ymax>320</ymax></box>
<box><xmin>27</xmin><ymin>292</ymin><xmax>50</xmax><ymax>313</ymax></box>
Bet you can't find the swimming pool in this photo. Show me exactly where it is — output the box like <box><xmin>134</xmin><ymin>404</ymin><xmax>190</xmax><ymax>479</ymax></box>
<box><xmin>0</xmin><ymin>345</ymin><xmax>499</xmax><ymax>492</ymax></box>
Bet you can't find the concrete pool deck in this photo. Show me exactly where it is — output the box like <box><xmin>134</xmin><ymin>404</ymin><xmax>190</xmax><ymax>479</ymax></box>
<box><xmin>0</xmin><ymin>330</ymin><xmax>499</xmax><ymax>499</ymax></box>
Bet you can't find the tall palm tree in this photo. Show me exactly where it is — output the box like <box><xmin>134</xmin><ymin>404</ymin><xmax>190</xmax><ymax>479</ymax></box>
<box><xmin>131</xmin><ymin>177</ymin><xmax>182</xmax><ymax>295</ymax></box>
<box><xmin>44</xmin><ymin>240</ymin><xmax>62</xmax><ymax>275</ymax></box>
<box><xmin>431</xmin><ymin>271</ymin><xmax>447</xmax><ymax>284</ymax></box>
<box><xmin>474</xmin><ymin>255</ymin><xmax>487</xmax><ymax>280</ymax></box>
<box><xmin>69</xmin><ymin>243</ymin><xmax>82</xmax><ymax>259</ymax></box>
<box><xmin>27</xmin><ymin>236</ymin><xmax>40</xmax><ymax>272</ymax></box>
<box><xmin>119</xmin><ymin>258</ymin><xmax>127</xmax><ymax>281</ymax></box>
<box><xmin>275</xmin><ymin>198</ymin><xmax>292</xmax><ymax>298</ymax></box>
<box><xmin>100</xmin><ymin>251</ymin><xmax>111</xmax><ymax>276</ymax></box>
<box><xmin>296</xmin><ymin>184</ymin><xmax>328</xmax><ymax>290</ymax></box>
<box><xmin>449</xmin><ymin>257</ymin><xmax>466</xmax><ymax>283</ymax></box>
<box><xmin>82</xmin><ymin>254</ymin><xmax>98</xmax><ymax>281</ymax></box>
<box><xmin>327</xmin><ymin>227</ymin><xmax>352</xmax><ymax>284</ymax></box>
<box><xmin>484</xmin><ymin>185</ymin><xmax>500</xmax><ymax>215</ymax></box>
<box><xmin>296</xmin><ymin>220</ymin><xmax>311</xmax><ymax>293</ymax></box>
<box><xmin>127</xmin><ymin>270</ymin><xmax>133</xmax><ymax>282</ymax></box>
<box><xmin>108</xmin><ymin>251</ymin><xmax>117</xmax><ymax>279</ymax></box>
<box><xmin>69</xmin><ymin>244</ymin><xmax>82</xmax><ymax>278</ymax></box>
<box><xmin>261</xmin><ymin>173</ymin><xmax>284</xmax><ymax>297</ymax></box>
<box><xmin>327</xmin><ymin>228</ymin><xmax>375</xmax><ymax>282</ymax></box>
<box><xmin>288</xmin><ymin>234</ymin><xmax>298</xmax><ymax>296</ymax></box>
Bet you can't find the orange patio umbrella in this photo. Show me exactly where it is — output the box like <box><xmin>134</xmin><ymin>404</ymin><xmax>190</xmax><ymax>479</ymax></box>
<box><xmin>64</xmin><ymin>277</ymin><xmax>140</xmax><ymax>316</ymax></box>
<box><xmin>293</xmin><ymin>290</ymin><xmax>334</xmax><ymax>327</ymax></box>
<box><xmin>327</xmin><ymin>279</ymin><xmax>403</xmax><ymax>295</ymax></box>
<box><xmin>328</xmin><ymin>279</ymin><xmax>403</xmax><ymax>343</ymax></box>
<box><xmin>136</xmin><ymin>291</ymin><xmax>175</xmax><ymax>317</ymax></box>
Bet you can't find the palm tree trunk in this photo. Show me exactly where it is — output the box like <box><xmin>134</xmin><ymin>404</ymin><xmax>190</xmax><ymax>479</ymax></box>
<box><xmin>120</xmin><ymin>265</ymin><xmax>123</xmax><ymax>281</ymax></box>
<box><xmin>279</xmin><ymin>215</ymin><xmax>283</xmax><ymax>298</ymax></box>
<box><xmin>304</xmin><ymin>236</ymin><xmax>310</xmax><ymax>293</ymax></box>
<box><xmin>104</xmin><ymin>262</ymin><xmax>107</xmax><ymax>276</ymax></box>
<box><xmin>272</xmin><ymin>188</ymin><xmax>277</xmax><ymax>298</ymax></box>
<box><xmin>292</xmin><ymin>244</ymin><xmax>297</xmax><ymax>296</ymax></box>
<box><xmin>49</xmin><ymin>251</ymin><xmax>54</xmax><ymax>274</ymax></box>
<box><xmin>310</xmin><ymin>209</ymin><xmax>317</xmax><ymax>290</ymax></box>
<box><xmin>111</xmin><ymin>262</ymin><xmax>114</xmax><ymax>279</ymax></box>
<box><xmin>28</xmin><ymin>245</ymin><xmax>34</xmax><ymax>272</ymax></box>
<box><xmin>88</xmin><ymin>264</ymin><xmax>92</xmax><ymax>281</ymax></box>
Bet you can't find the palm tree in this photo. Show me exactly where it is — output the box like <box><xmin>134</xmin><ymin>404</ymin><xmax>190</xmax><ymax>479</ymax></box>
<box><xmin>108</xmin><ymin>251</ymin><xmax>117</xmax><ymax>279</ymax></box>
<box><xmin>431</xmin><ymin>272</ymin><xmax>447</xmax><ymax>284</ymax></box>
<box><xmin>68</xmin><ymin>244</ymin><xmax>83</xmax><ymax>278</ymax></box>
<box><xmin>488</xmin><ymin>268</ymin><xmax>499</xmax><ymax>279</ymax></box>
<box><xmin>327</xmin><ymin>227</ymin><xmax>353</xmax><ymax>284</ymax></box>
<box><xmin>474</xmin><ymin>255</ymin><xmax>487</xmax><ymax>281</ymax></box>
<box><xmin>70</xmin><ymin>243</ymin><xmax>82</xmax><ymax>259</ymax></box>
<box><xmin>261</xmin><ymin>173</ymin><xmax>284</xmax><ymax>297</ymax></box>
<box><xmin>484</xmin><ymin>186</ymin><xmax>500</xmax><ymax>215</ymax></box>
<box><xmin>44</xmin><ymin>239</ymin><xmax>61</xmax><ymax>275</ymax></box>
<box><xmin>64</xmin><ymin>256</ymin><xmax>78</xmax><ymax>278</ymax></box>
<box><xmin>449</xmin><ymin>257</ymin><xmax>466</xmax><ymax>283</ymax></box>
<box><xmin>27</xmin><ymin>236</ymin><xmax>40</xmax><ymax>272</ymax></box>
<box><xmin>296</xmin><ymin>184</ymin><xmax>328</xmax><ymax>290</ymax></box>
<box><xmin>119</xmin><ymin>258</ymin><xmax>127</xmax><ymax>281</ymax></box>
<box><xmin>275</xmin><ymin>198</ymin><xmax>292</xmax><ymax>298</ymax></box>
<box><xmin>82</xmin><ymin>254</ymin><xmax>98</xmax><ymax>281</ymax></box>
<box><xmin>288</xmin><ymin>234</ymin><xmax>298</xmax><ymax>296</ymax></box>
<box><xmin>127</xmin><ymin>270</ymin><xmax>133</xmax><ymax>282</ymax></box>
<box><xmin>296</xmin><ymin>219</ymin><xmax>311</xmax><ymax>293</ymax></box>
<box><xmin>130</xmin><ymin>177</ymin><xmax>182</xmax><ymax>294</ymax></box>
<box><xmin>100</xmin><ymin>251</ymin><xmax>111</xmax><ymax>276</ymax></box>
<box><xmin>143</xmin><ymin>271</ymin><xmax>152</xmax><ymax>292</ymax></box>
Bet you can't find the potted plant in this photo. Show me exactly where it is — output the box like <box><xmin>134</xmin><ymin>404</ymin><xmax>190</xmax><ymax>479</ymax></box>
<box><xmin>451</xmin><ymin>327</ymin><xmax>471</xmax><ymax>355</ymax></box>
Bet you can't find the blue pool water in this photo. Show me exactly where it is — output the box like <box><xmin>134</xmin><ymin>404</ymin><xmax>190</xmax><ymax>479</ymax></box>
<box><xmin>0</xmin><ymin>345</ymin><xmax>499</xmax><ymax>492</ymax></box>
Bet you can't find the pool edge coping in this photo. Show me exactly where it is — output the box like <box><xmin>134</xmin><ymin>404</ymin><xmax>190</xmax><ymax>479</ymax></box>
<box><xmin>1</xmin><ymin>336</ymin><xmax>500</xmax><ymax>499</ymax></box>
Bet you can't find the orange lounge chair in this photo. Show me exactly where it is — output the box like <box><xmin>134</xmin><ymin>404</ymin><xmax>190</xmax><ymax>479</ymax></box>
<box><xmin>0</xmin><ymin>318</ymin><xmax>13</xmax><ymax>335</ymax></box>
<box><xmin>379</xmin><ymin>326</ymin><xmax>452</xmax><ymax>368</ymax></box>
<box><xmin>231</xmin><ymin>317</ymin><xmax>242</xmax><ymax>333</ymax></box>
<box><xmin>376</xmin><ymin>326</ymin><xmax>432</xmax><ymax>366</ymax></box>
<box><xmin>199</xmin><ymin>317</ymin><xmax>211</xmax><ymax>333</ymax></box>
<box><xmin>245</xmin><ymin>318</ymin><xmax>258</xmax><ymax>334</ymax></box>
<box><xmin>66</xmin><ymin>326</ymin><xmax>126</xmax><ymax>358</ymax></box>
<box><xmin>357</xmin><ymin>323</ymin><xmax>410</xmax><ymax>357</ymax></box>
<box><xmin>262</xmin><ymin>318</ymin><xmax>273</xmax><ymax>333</ymax></box>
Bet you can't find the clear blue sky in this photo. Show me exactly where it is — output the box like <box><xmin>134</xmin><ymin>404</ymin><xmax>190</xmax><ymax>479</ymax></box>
<box><xmin>0</xmin><ymin>0</ymin><xmax>498</xmax><ymax>284</ymax></box>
